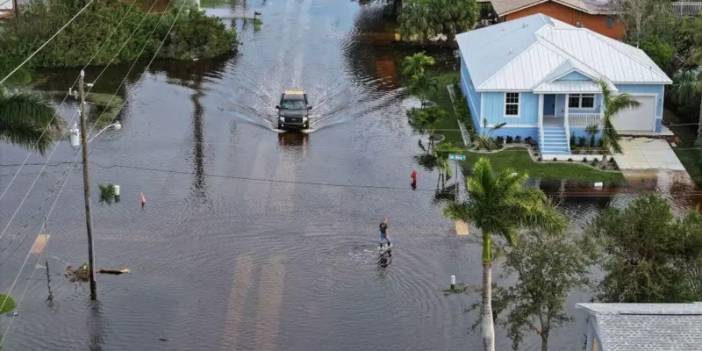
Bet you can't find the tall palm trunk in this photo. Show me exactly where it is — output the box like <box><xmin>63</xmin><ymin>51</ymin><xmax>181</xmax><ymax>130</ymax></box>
<box><xmin>482</xmin><ymin>234</ymin><xmax>495</xmax><ymax>351</ymax></box>
<box><xmin>541</xmin><ymin>334</ymin><xmax>549</xmax><ymax>351</ymax></box>
<box><xmin>696</xmin><ymin>96</ymin><xmax>702</xmax><ymax>145</ymax></box>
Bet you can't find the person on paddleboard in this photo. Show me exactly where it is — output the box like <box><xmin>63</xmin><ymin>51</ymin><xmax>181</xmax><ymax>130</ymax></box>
<box><xmin>379</xmin><ymin>217</ymin><xmax>391</xmax><ymax>249</ymax></box>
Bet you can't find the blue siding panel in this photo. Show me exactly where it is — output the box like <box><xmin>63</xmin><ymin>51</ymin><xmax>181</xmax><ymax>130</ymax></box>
<box><xmin>557</xmin><ymin>71</ymin><xmax>591</xmax><ymax>81</ymax></box>
<box><xmin>482</xmin><ymin>92</ymin><xmax>538</xmax><ymax>127</ymax></box>
<box><xmin>459</xmin><ymin>57</ymin><xmax>482</xmax><ymax>132</ymax></box>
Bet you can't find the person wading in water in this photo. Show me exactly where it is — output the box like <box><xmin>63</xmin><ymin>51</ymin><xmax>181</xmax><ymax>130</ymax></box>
<box><xmin>379</xmin><ymin>217</ymin><xmax>390</xmax><ymax>249</ymax></box>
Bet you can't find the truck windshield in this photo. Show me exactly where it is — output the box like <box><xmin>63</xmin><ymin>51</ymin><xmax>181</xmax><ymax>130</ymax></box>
<box><xmin>281</xmin><ymin>98</ymin><xmax>306</xmax><ymax>110</ymax></box>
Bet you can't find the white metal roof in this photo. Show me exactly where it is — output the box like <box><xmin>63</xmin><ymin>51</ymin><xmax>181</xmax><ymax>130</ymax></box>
<box><xmin>456</xmin><ymin>14</ymin><xmax>672</xmax><ymax>93</ymax></box>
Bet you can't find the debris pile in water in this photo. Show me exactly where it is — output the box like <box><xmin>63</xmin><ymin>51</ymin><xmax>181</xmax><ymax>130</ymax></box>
<box><xmin>65</xmin><ymin>263</ymin><xmax>90</xmax><ymax>282</ymax></box>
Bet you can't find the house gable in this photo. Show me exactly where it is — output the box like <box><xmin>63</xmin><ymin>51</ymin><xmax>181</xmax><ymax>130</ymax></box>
<box><xmin>556</xmin><ymin>71</ymin><xmax>592</xmax><ymax>81</ymax></box>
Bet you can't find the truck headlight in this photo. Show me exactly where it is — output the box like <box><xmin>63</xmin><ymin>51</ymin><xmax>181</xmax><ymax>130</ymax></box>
<box><xmin>303</xmin><ymin>116</ymin><xmax>308</xmax><ymax>122</ymax></box>
<box><xmin>279</xmin><ymin>117</ymin><xmax>285</xmax><ymax>122</ymax></box>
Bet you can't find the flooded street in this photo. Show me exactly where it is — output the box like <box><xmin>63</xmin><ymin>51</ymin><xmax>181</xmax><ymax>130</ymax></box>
<box><xmin>0</xmin><ymin>1</ymin><xmax>699</xmax><ymax>350</ymax></box>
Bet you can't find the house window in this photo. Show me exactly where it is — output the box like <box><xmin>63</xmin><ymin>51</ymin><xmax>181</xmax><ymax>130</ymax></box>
<box><xmin>568</xmin><ymin>95</ymin><xmax>580</xmax><ymax>108</ymax></box>
<box><xmin>505</xmin><ymin>92</ymin><xmax>519</xmax><ymax>116</ymax></box>
<box><xmin>568</xmin><ymin>94</ymin><xmax>595</xmax><ymax>108</ymax></box>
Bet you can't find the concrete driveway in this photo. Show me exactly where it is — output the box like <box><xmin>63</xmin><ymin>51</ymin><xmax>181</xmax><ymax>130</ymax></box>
<box><xmin>613</xmin><ymin>137</ymin><xmax>686</xmax><ymax>171</ymax></box>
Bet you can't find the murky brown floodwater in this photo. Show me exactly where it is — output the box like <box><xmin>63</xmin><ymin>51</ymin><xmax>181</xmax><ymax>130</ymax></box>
<box><xmin>0</xmin><ymin>1</ymin><xmax>699</xmax><ymax>350</ymax></box>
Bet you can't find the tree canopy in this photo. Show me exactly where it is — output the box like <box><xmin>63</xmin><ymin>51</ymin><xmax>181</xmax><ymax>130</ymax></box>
<box><xmin>587</xmin><ymin>194</ymin><xmax>702</xmax><ymax>302</ymax></box>
<box><xmin>493</xmin><ymin>232</ymin><xmax>592</xmax><ymax>351</ymax></box>
<box><xmin>398</xmin><ymin>0</ymin><xmax>478</xmax><ymax>43</ymax></box>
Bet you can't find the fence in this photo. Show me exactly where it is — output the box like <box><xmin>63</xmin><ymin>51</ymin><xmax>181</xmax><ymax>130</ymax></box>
<box><xmin>672</xmin><ymin>1</ymin><xmax>702</xmax><ymax>17</ymax></box>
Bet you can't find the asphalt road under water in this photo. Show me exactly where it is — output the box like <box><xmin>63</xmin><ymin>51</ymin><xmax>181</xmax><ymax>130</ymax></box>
<box><xmin>1</xmin><ymin>1</ymin><xmax>698</xmax><ymax>350</ymax></box>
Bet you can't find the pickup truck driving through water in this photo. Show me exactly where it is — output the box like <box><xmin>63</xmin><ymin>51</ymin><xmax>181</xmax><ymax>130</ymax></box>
<box><xmin>276</xmin><ymin>89</ymin><xmax>311</xmax><ymax>130</ymax></box>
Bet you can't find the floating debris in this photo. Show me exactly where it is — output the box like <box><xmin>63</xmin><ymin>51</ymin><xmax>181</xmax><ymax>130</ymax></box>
<box><xmin>65</xmin><ymin>263</ymin><xmax>90</xmax><ymax>282</ymax></box>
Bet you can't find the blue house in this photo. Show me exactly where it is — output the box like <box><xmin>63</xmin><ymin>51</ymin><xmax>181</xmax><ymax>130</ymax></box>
<box><xmin>456</xmin><ymin>14</ymin><xmax>672</xmax><ymax>156</ymax></box>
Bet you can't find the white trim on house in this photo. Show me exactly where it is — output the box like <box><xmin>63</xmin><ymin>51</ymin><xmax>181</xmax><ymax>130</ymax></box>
<box><xmin>485</xmin><ymin>123</ymin><xmax>538</xmax><ymax>128</ymax></box>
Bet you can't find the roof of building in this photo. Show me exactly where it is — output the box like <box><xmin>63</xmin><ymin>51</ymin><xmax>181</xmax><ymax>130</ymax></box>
<box><xmin>456</xmin><ymin>14</ymin><xmax>671</xmax><ymax>92</ymax></box>
<box><xmin>577</xmin><ymin>303</ymin><xmax>702</xmax><ymax>351</ymax></box>
<box><xmin>487</xmin><ymin>0</ymin><xmax>616</xmax><ymax>16</ymax></box>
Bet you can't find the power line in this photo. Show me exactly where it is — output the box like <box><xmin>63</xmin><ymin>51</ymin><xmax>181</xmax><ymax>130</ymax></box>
<box><xmin>0</xmin><ymin>0</ymin><xmax>192</xmax><ymax>340</ymax></box>
<box><xmin>0</xmin><ymin>0</ymin><xmax>96</xmax><ymax>85</ymax></box>
<box><xmin>0</xmin><ymin>0</ymin><xmax>143</xmax><ymax>203</ymax></box>
<box><xmin>0</xmin><ymin>0</ymin><xmax>176</xmax><ymax>251</ymax></box>
<box><xmin>0</xmin><ymin>153</ymin><xmax>79</xmax><ymax>349</ymax></box>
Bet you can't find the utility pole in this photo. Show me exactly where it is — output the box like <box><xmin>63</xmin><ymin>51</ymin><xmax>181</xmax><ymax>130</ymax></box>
<box><xmin>11</xmin><ymin>0</ymin><xmax>18</xmax><ymax>18</ymax></box>
<box><xmin>79</xmin><ymin>70</ymin><xmax>97</xmax><ymax>300</ymax></box>
<box><xmin>45</xmin><ymin>259</ymin><xmax>53</xmax><ymax>303</ymax></box>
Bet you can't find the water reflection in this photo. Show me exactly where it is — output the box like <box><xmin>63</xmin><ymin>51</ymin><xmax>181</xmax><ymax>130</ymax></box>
<box><xmin>87</xmin><ymin>301</ymin><xmax>105</xmax><ymax>351</ymax></box>
<box><xmin>277</xmin><ymin>131</ymin><xmax>308</xmax><ymax>148</ymax></box>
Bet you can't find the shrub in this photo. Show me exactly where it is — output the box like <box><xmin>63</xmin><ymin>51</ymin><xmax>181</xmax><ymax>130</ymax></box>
<box><xmin>0</xmin><ymin>0</ymin><xmax>237</xmax><ymax>72</ymax></box>
<box><xmin>568</xmin><ymin>158</ymin><xmax>573</xmax><ymax>162</ymax></box>
<box><xmin>578</xmin><ymin>137</ymin><xmax>586</xmax><ymax>148</ymax></box>
<box><xmin>514</xmin><ymin>136</ymin><xmax>522</xmax><ymax>144</ymax></box>
<box><xmin>582</xmin><ymin>157</ymin><xmax>588</xmax><ymax>163</ymax></box>
<box><xmin>525</xmin><ymin>136</ymin><xmax>533</xmax><ymax>145</ymax></box>
<box><xmin>589</xmin><ymin>135</ymin><xmax>596</xmax><ymax>149</ymax></box>
<box><xmin>506</xmin><ymin>136</ymin><xmax>514</xmax><ymax>144</ymax></box>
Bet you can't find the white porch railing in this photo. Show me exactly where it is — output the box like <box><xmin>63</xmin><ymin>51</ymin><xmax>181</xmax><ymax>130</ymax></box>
<box><xmin>568</xmin><ymin>112</ymin><xmax>602</xmax><ymax>129</ymax></box>
<box><xmin>672</xmin><ymin>1</ymin><xmax>702</xmax><ymax>16</ymax></box>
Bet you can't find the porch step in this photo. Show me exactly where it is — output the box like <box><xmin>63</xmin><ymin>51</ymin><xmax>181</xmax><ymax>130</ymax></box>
<box><xmin>540</xmin><ymin>127</ymin><xmax>570</xmax><ymax>155</ymax></box>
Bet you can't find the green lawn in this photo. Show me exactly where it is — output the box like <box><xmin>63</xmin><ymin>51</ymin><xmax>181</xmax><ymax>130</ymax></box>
<box><xmin>463</xmin><ymin>148</ymin><xmax>625</xmax><ymax>185</ymax></box>
<box><xmin>666</xmin><ymin>109</ymin><xmax>702</xmax><ymax>187</ymax></box>
<box><xmin>425</xmin><ymin>71</ymin><xmax>466</xmax><ymax>146</ymax></box>
<box><xmin>675</xmin><ymin>149</ymin><xmax>702</xmax><ymax>186</ymax></box>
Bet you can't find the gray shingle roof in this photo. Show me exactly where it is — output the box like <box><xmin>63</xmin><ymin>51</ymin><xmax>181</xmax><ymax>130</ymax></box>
<box><xmin>577</xmin><ymin>303</ymin><xmax>702</xmax><ymax>351</ymax></box>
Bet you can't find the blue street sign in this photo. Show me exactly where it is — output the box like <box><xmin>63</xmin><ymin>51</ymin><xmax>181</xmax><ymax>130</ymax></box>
<box><xmin>449</xmin><ymin>154</ymin><xmax>466</xmax><ymax>161</ymax></box>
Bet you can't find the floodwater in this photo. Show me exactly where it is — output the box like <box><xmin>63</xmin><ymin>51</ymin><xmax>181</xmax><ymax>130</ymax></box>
<box><xmin>0</xmin><ymin>1</ymin><xmax>699</xmax><ymax>350</ymax></box>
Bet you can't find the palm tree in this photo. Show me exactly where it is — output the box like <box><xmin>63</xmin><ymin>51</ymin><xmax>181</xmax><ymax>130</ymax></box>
<box><xmin>444</xmin><ymin>158</ymin><xmax>565</xmax><ymax>351</ymax></box>
<box><xmin>671</xmin><ymin>68</ymin><xmax>702</xmax><ymax>145</ymax></box>
<box><xmin>401</xmin><ymin>52</ymin><xmax>436</xmax><ymax>107</ymax></box>
<box><xmin>599</xmin><ymin>80</ymin><xmax>639</xmax><ymax>153</ymax></box>
<box><xmin>0</xmin><ymin>89</ymin><xmax>61</xmax><ymax>154</ymax></box>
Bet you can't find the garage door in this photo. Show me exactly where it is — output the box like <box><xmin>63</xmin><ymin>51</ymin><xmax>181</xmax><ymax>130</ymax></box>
<box><xmin>612</xmin><ymin>95</ymin><xmax>656</xmax><ymax>132</ymax></box>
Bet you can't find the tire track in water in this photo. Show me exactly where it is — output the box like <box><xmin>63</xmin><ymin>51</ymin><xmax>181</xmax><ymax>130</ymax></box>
<box><xmin>221</xmin><ymin>255</ymin><xmax>253</xmax><ymax>351</ymax></box>
<box><xmin>254</xmin><ymin>255</ymin><xmax>286</xmax><ymax>351</ymax></box>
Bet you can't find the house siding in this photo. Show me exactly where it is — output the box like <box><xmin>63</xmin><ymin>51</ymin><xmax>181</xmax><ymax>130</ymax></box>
<box><xmin>557</xmin><ymin>71</ymin><xmax>591</xmax><ymax>81</ymax></box>
<box><xmin>460</xmin><ymin>58</ymin><xmax>481</xmax><ymax>122</ymax></box>
<box><xmin>482</xmin><ymin>92</ymin><xmax>539</xmax><ymax>127</ymax></box>
<box><xmin>504</xmin><ymin>1</ymin><xmax>625</xmax><ymax>40</ymax></box>
<box><xmin>615</xmin><ymin>84</ymin><xmax>665</xmax><ymax>132</ymax></box>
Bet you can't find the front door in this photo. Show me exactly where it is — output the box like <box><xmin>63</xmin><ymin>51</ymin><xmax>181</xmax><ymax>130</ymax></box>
<box><xmin>543</xmin><ymin>94</ymin><xmax>556</xmax><ymax>116</ymax></box>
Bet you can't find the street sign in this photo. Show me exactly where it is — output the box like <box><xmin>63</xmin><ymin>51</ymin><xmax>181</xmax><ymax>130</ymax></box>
<box><xmin>448</xmin><ymin>154</ymin><xmax>466</xmax><ymax>161</ymax></box>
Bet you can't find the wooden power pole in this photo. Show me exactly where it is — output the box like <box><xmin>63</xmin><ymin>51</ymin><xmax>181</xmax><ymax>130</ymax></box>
<box><xmin>79</xmin><ymin>70</ymin><xmax>97</xmax><ymax>300</ymax></box>
<box><xmin>11</xmin><ymin>0</ymin><xmax>18</xmax><ymax>18</ymax></box>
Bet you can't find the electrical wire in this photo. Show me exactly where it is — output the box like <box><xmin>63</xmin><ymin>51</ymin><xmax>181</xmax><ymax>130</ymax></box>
<box><xmin>0</xmin><ymin>3</ymin><xmax>193</xmax><ymax>344</ymax></box>
<box><xmin>0</xmin><ymin>0</ymin><xmax>184</xmax><ymax>283</ymax></box>
<box><xmin>0</xmin><ymin>0</ymin><xmax>169</xmax><ymax>244</ymax></box>
<box><xmin>0</xmin><ymin>0</ymin><xmax>96</xmax><ymax>85</ymax></box>
<box><xmin>0</xmin><ymin>0</ymin><xmax>144</xmax><ymax>203</ymax></box>
<box><xmin>0</xmin><ymin>153</ymin><xmax>79</xmax><ymax>348</ymax></box>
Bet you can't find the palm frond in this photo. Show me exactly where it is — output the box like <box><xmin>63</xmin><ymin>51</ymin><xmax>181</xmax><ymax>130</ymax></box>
<box><xmin>0</xmin><ymin>91</ymin><xmax>62</xmax><ymax>154</ymax></box>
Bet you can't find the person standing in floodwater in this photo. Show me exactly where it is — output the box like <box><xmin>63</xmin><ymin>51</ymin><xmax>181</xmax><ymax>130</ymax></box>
<box><xmin>379</xmin><ymin>217</ymin><xmax>390</xmax><ymax>249</ymax></box>
<box><xmin>410</xmin><ymin>170</ymin><xmax>417</xmax><ymax>190</ymax></box>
